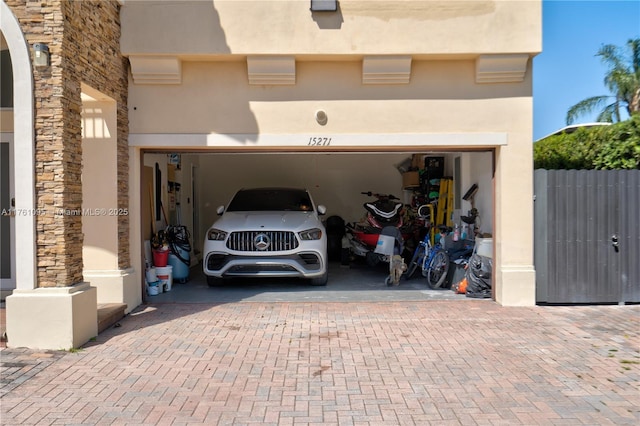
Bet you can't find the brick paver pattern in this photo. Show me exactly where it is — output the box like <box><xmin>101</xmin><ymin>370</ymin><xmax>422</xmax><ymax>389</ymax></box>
<box><xmin>1</xmin><ymin>301</ymin><xmax>639</xmax><ymax>425</ymax></box>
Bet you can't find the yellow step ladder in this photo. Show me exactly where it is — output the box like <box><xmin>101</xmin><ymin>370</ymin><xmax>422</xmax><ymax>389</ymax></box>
<box><xmin>435</xmin><ymin>178</ymin><xmax>454</xmax><ymax>229</ymax></box>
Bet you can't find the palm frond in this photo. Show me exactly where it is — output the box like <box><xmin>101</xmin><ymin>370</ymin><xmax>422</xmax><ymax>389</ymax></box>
<box><xmin>597</xmin><ymin>44</ymin><xmax>626</xmax><ymax>71</ymax></box>
<box><xmin>566</xmin><ymin>96</ymin><xmax>612</xmax><ymax>125</ymax></box>
<box><xmin>568</xmin><ymin>39</ymin><xmax>640</xmax><ymax>125</ymax></box>
<box><xmin>596</xmin><ymin>103</ymin><xmax>620</xmax><ymax>123</ymax></box>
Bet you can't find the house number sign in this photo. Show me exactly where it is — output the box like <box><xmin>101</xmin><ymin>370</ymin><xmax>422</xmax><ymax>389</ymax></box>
<box><xmin>307</xmin><ymin>137</ymin><xmax>332</xmax><ymax>146</ymax></box>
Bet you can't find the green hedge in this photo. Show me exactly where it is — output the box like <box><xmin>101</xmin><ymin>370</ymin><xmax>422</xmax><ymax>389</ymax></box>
<box><xmin>534</xmin><ymin>115</ymin><xmax>640</xmax><ymax>170</ymax></box>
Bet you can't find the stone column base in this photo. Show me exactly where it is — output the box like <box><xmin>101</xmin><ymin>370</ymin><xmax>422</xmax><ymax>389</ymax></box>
<box><xmin>5</xmin><ymin>283</ymin><xmax>97</xmax><ymax>350</ymax></box>
<box><xmin>84</xmin><ymin>268</ymin><xmax>140</xmax><ymax>314</ymax></box>
<box><xmin>495</xmin><ymin>266</ymin><xmax>536</xmax><ymax>306</ymax></box>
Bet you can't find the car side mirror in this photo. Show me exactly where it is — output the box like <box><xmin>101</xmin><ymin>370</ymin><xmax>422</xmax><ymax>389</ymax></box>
<box><xmin>317</xmin><ymin>205</ymin><xmax>327</xmax><ymax>215</ymax></box>
<box><xmin>216</xmin><ymin>205</ymin><xmax>225</xmax><ymax>215</ymax></box>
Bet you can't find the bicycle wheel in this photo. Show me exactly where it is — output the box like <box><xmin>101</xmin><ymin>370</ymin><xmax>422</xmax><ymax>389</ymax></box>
<box><xmin>426</xmin><ymin>250</ymin><xmax>450</xmax><ymax>289</ymax></box>
<box><xmin>404</xmin><ymin>245</ymin><xmax>425</xmax><ymax>280</ymax></box>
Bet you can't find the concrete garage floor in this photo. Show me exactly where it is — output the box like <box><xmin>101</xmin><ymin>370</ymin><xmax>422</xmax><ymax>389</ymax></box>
<box><xmin>149</xmin><ymin>260</ymin><xmax>472</xmax><ymax>304</ymax></box>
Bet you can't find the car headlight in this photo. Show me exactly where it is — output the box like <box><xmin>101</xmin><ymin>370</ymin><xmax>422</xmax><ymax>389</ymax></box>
<box><xmin>207</xmin><ymin>228</ymin><xmax>227</xmax><ymax>241</ymax></box>
<box><xmin>299</xmin><ymin>228</ymin><xmax>323</xmax><ymax>240</ymax></box>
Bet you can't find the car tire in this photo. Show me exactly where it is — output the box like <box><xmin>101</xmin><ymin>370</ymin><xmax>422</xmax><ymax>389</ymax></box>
<box><xmin>310</xmin><ymin>272</ymin><xmax>328</xmax><ymax>286</ymax></box>
<box><xmin>207</xmin><ymin>276</ymin><xmax>224</xmax><ymax>287</ymax></box>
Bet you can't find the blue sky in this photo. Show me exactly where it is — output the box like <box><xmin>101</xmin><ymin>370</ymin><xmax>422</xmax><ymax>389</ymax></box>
<box><xmin>533</xmin><ymin>0</ymin><xmax>640</xmax><ymax>140</ymax></box>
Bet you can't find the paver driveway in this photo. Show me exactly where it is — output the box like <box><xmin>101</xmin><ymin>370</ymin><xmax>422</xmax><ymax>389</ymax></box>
<box><xmin>1</xmin><ymin>300</ymin><xmax>639</xmax><ymax>425</ymax></box>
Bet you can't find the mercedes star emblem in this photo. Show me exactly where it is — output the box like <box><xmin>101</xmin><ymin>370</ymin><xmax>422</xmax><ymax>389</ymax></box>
<box><xmin>254</xmin><ymin>233</ymin><xmax>271</xmax><ymax>251</ymax></box>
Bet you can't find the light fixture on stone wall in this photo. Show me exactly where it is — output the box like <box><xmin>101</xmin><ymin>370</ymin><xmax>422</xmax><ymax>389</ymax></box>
<box><xmin>310</xmin><ymin>0</ymin><xmax>337</xmax><ymax>12</ymax></box>
<box><xmin>33</xmin><ymin>43</ymin><xmax>50</xmax><ymax>68</ymax></box>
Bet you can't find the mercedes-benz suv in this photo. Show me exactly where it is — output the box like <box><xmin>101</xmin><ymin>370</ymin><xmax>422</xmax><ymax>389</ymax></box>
<box><xmin>203</xmin><ymin>187</ymin><xmax>328</xmax><ymax>286</ymax></box>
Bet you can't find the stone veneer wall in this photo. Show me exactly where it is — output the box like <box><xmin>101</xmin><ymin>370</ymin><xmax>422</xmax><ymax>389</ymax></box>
<box><xmin>6</xmin><ymin>0</ymin><xmax>129</xmax><ymax>287</ymax></box>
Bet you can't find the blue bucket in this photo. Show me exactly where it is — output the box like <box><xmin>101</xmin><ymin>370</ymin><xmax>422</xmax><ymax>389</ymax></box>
<box><xmin>168</xmin><ymin>246</ymin><xmax>190</xmax><ymax>283</ymax></box>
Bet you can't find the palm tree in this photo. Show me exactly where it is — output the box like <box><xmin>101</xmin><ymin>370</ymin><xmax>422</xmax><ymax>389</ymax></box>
<box><xmin>566</xmin><ymin>38</ymin><xmax>640</xmax><ymax>125</ymax></box>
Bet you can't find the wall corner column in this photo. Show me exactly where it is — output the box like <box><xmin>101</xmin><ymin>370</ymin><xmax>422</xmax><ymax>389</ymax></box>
<box><xmin>494</xmin><ymin>141</ymin><xmax>536</xmax><ymax>306</ymax></box>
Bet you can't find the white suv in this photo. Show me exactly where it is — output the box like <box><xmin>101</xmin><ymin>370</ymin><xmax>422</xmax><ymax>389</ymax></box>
<box><xmin>203</xmin><ymin>187</ymin><xmax>328</xmax><ymax>286</ymax></box>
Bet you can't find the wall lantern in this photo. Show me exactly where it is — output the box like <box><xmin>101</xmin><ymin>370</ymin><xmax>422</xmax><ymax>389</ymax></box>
<box><xmin>310</xmin><ymin>0</ymin><xmax>337</xmax><ymax>12</ymax></box>
<box><xmin>33</xmin><ymin>43</ymin><xmax>50</xmax><ymax>68</ymax></box>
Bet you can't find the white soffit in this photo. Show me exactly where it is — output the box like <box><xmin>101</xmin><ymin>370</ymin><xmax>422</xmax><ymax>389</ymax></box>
<box><xmin>129</xmin><ymin>56</ymin><xmax>182</xmax><ymax>85</ymax></box>
<box><xmin>475</xmin><ymin>54</ymin><xmax>529</xmax><ymax>83</ymax></box>
<box><xmin>362</xmin><ymin>56</ymin><xmax>412</xmax><ymax>85</ymax></box>
<box><xmin>247</xmin><ymin>56</ymin><xmax>296</xmax><ymax>85</ymax></box>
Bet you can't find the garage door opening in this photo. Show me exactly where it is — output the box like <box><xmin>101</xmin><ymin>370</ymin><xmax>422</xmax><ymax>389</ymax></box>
<box><xmin>140</xmin><ymin>150</ymin><xmax>494</xmax><ymax>301</ymax></box>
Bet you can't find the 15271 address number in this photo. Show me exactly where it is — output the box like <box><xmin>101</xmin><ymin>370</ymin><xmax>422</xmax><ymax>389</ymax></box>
<box><xmin>308</xmin><ymin>137</ymin><xmax>332</xmax><ymax>146</ymax></box>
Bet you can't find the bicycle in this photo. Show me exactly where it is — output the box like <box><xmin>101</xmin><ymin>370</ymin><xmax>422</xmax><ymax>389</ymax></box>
<box><xmin>403</xmin><ymin>207</ymin><xmax>451</xmax><ymax>289</ymax></box>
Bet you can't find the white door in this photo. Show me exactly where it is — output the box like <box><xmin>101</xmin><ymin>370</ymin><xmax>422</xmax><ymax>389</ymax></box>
<box><xmin>1</xmin><ymin>133</ymin><xmax>15</xmax><ymax>290</ymax></box>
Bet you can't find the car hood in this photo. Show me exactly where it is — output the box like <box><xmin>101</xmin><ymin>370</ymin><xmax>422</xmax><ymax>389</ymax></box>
<box><xmin>213</xmin><ymin>211</ymin><xmax>324</xmax><ymax>231</ymax></box>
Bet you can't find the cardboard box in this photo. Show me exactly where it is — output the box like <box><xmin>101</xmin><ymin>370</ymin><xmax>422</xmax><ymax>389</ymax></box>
<box><xmin>167</xmin><ymin>164</ymin><xmax>176</xmax><ymax>182</ymax></box>
<box><xmin>402</xmin><ymin>171</ymin><xmax>420</xmax><ymax>189</ymax></box>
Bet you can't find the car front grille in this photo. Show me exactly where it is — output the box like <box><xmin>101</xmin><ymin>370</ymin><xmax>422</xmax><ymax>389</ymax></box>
<box><xmin>227</xmin><ymin>231</ymin><xmax>299</xmax><ymax>252</ymax></box>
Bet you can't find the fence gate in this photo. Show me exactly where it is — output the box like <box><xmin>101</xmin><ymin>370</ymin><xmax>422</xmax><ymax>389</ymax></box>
<box><xmin>534</xmin><ymin>169</ymin><xmax>640</xmax><ymax>304</ymax></box>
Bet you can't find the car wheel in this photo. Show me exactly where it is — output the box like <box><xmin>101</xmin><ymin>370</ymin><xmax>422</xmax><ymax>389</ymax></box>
<box><xmin>310</xmin><ymin>272</ymin><xmax>328</xmax><ymax>286</ymax></box>
<box><xmin>207</xmin><ymin>276</ymin><xmax>224</xmax><ymax>287</ymax></box>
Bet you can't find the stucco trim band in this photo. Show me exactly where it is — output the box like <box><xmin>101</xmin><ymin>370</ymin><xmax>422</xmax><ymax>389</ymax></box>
<box><xmin>129</xmin><ymin>132</ymin><xmax>508</xmax><ymax>148</ymax></box>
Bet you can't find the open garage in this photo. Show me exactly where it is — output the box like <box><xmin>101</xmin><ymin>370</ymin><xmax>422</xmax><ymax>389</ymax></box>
<box><xmin>139</xmin><ymin>150</ymin><xmax>494</xmax><ymax>296</ymax></box>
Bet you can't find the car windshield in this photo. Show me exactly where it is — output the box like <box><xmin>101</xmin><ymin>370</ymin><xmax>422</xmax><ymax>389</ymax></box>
<box><xmin>227</xmin><ymin>188</ymin><xmax>314</xmax><ymax>212</ymax></box>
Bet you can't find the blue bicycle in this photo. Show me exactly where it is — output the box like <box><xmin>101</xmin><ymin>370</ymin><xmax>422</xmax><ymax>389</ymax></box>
<box><xmin>404</xmin><ymin>222</ymin><xmax>451</xmax><ymax>289</ymax></box>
